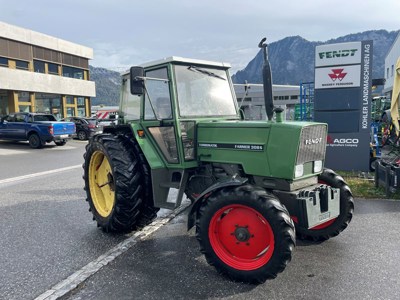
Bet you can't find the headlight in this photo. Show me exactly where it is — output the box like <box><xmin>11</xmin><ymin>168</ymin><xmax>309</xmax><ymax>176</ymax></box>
<box><xmin>314</xmin><ymin>160</ymin><xmax>323</xmax><ymax>173</ymax></box>
<box><xmin>295</xmin><ymin>164</ymin><xmax>304</xmax><ymax>178</ymax></box>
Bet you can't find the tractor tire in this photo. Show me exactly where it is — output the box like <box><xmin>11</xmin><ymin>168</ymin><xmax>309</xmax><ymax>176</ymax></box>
<box><xmin>122</xmin><ymin>133</ymin><xmax>159</xmax><ymax>228</ymax></box>
<box><xmin>83</xmin><ymin>133</ymin><xmax>156</xmax><ymax>232</ymax></box>
<box><xmin>295</xmin><ymin>168</ymin><xmax>354</xmax><ymax>241</ymax></box>
<box><xmin>28</xmin><ymin>133</ymin><xmax>44</xmax><ymax>149</ymax></box>
<box><xmin>196</xmin><ymin>185</ymin><xmax>295</xmax><ymax>284</ymax></box>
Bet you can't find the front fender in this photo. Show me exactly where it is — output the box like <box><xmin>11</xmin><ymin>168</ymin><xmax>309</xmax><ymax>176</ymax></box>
<box><xmin>187</xmin><ymin>177</ymin><xmax>248</xmax><ymax>230</ymax></box>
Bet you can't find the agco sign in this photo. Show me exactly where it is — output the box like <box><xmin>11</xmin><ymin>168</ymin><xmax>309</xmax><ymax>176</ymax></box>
<box><xmin>315</xmin><ymin>42</ymin><xmax>361</xmax><ymax>67</ymax></box>
<box><xmin>327</xmin><ymin>135</ymin><xmax>359</xmax><ymax>147</ymax></box>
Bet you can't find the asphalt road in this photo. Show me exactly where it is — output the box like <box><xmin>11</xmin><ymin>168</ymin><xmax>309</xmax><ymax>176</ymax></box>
<box><xmin>1</xmin><ymin>139</ymin><xmax>400</xmax><ymax>300</ymax></box>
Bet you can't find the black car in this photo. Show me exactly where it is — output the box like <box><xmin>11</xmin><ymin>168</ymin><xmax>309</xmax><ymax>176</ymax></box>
<box><xmin>62</xmin><ymin>117</ymin><xmax>102</xmax><ymax>140</ymax></box>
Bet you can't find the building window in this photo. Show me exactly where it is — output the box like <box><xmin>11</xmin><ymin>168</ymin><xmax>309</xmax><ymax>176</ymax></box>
<box><xmin>392</xmin><ymin>65</ymin><xmax>394</xmax><ymax>77</ymax></box>
<box><xmin>0</xmin><ymin>57</ymin><xmax>8</xmax><ymax>67</ymax></box>
<box><xmin>34</xmin><ymin>60</ymin><xmax>45</xmax><ymax>73</ymax></box>
<box><xmin>18</xmin><ymin>91</ymin><xmax>30</xmax><ymax>102</ymax></box>
<box><xmin>77</xmin><ymin>97</ymin><xmax>86</xmax><ymax>117</ymax></box>
<box><xmin>66</xmin><ymin>96</ymin><xmax>74</xmax><ymax>104</ymax></box>
<box><xmin>0</xmin><ymin>90</ymin><xmax>8</xmax><ymax>115</ymax></box>
<box><xmin>48</xmin><ymin>62</ymin><xmax>59</xmax><ymax>75</ymax></box>
<box><xmin>16</xmin><ymin>60</ymin><xmax>29</xmax><ymax>70</ymax></box>
<box><xmin>19</xmin><ymin>105</ymin><xmax>31</xmax><ymax>113</ymax></box>
<box><xmin>387</xmin><ymin>67</ymin><xmax>390</xmax><ymax>79</ymax></box>
<box><xmin>290</xmin><ymin>95</ymin><xmax>298</xmax><ymax>100</ymax></box>
<box><xmin>62</xmin><ymin>66</ymin><xmax>84</xmax><ymax>79</ymax></box>
<box><xmin>66</xmin><ymin>107</ymin><xmax>75</xmax><ymax>117</ymax></box>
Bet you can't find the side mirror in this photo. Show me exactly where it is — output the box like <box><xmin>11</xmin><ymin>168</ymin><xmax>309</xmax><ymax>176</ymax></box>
<box><xmin>130</xmin><ymin>66</ymin><xmax>145</xmax><ymax>95</ymax></box>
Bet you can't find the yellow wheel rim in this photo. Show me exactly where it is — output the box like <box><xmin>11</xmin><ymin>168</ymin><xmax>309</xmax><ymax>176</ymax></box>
<box><xmin>89</xmin><ymin>150</ymin><xmax>115</xmax><ymax>218</ymax></box>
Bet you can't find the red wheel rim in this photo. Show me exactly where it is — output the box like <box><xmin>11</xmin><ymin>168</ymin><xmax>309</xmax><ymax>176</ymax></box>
<box><xmin>209</xmin><ymin>204</ymin><xmax>274</xmax><ymax>271</ymax></box>
<box><xmin>312</xmin><ymin>179</ymin><xmax>337</xmax><ymax>230</ymax></box>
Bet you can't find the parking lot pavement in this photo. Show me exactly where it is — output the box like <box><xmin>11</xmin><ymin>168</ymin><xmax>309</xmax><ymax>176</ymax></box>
<box><xmin>62</xmin><ymin>198</ymin><xmax>400</xmax><ymax>300</ymax></box>
<box><xmin>0</xmin><ymin>139</ymin><xmax>87</xmax><ymax>180</ymax></box>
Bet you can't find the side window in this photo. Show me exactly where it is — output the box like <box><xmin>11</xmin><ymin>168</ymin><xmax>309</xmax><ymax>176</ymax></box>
<box><xmin>144</xmin><ymin>68</ymin><xmax>172</xmax><ymax>120</ymax></box>
<box><xmin>120</xmin><ymin>74</ymin><xmax>140</xmax><ymax>121</ymax></box>
<box><xmin>15</xmin><ymin>114</ymin><xmax>25</xmax><ymax>122</ymax></box>
<box><xmin>5</xmin><ymin>115</ymin><xmax>15</xmax><ymax>122</ymax></box>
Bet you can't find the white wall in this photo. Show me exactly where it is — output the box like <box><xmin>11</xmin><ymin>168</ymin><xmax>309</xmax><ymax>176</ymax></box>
<box><xmin>0</xmin><ymin>68</ymin><xmax>95</xmax><ymax>97</ymax></box>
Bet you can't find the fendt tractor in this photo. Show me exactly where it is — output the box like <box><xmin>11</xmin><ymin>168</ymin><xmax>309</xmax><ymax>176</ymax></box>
<box><xmin>83</xmin><ymin>38</ymin><xmax>354</xmax><ymax>283</ymax></box>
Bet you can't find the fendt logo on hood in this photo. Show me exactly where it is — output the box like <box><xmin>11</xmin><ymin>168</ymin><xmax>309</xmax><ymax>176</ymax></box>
<box><xmin>328</xmin><ymin>69</ymin><xmax>347</xmax><ymax>82</ymax></box>
<box><xmin>327</xmin><ymin>135</ymin><xmax>359</xmax><ymax>147</ymax></box>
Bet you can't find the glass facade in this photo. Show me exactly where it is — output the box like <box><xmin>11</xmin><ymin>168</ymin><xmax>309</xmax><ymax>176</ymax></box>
<box><xmin>35</xmin><ymin>93</ymin><xmax>63</xmax><ymax>119</ymax></box>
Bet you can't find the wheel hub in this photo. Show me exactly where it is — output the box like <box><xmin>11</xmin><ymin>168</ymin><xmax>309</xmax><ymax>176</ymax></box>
<box><xmin>234</xmin><ymin>226</ymin><xmax>251</xmax><ymax>242</ymax></box>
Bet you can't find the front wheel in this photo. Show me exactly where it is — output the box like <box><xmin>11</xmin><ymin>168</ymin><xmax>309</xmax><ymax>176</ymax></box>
<box><xmin>295</xmin><ymin>168</ymin><xmax>354</xmax><ymax>241</ymax></box>
<box><xmin>196</xmin><ymin>185</ymin><xmax>295</xmax><ymax>283</ymax></box>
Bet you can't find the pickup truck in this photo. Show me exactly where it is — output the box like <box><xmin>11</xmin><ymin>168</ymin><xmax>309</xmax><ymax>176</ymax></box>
<box><xmin>0</xmin><ymin>112</ymin><xmax>76</xmax><ymax>148</ymax></box>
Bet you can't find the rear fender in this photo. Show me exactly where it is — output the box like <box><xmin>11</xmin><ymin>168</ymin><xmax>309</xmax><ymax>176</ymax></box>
<box><xmin>187</xmin><ymin>177</ymin><xmax>248</xmax><ymax>230</ymax></box>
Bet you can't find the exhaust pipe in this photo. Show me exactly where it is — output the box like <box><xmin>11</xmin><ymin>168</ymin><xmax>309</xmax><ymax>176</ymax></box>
<box><xmin>258</xmin><ymin>38</ymin><xmax>274</xmax><ymax>121</ymax></box>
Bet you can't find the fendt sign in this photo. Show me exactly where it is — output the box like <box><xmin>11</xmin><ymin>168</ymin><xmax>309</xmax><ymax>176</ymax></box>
<box><xmin>314</xmin><ymin>41</ymin><xmax>372</xmax><ymax>171</ymax></box>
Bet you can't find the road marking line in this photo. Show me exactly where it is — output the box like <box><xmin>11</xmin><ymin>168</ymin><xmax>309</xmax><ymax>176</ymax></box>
<box><xmin>0</xmin><ymin>165</ymin><xmax>82</xmax><ymax>184</ymax></box>
<box><xmin>34</xmin><ymin>203</ymin><xmax>190</xmax><ymax>300</ymax></box>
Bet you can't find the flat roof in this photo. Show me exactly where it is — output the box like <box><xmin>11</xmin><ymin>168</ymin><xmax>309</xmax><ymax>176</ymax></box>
<box><xmin>0</xmin><ymin>21</ymin><xmax>93</xmax><ymax>59</ymax></box>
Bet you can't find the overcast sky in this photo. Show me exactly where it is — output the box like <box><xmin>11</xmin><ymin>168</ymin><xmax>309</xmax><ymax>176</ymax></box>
<box><xmin>1</xmin><ymin>0</ymin><xmax>399</xmax><ymax>73</ymax></box>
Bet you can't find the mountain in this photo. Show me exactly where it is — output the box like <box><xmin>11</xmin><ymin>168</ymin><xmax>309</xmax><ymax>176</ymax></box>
<box><xmin>232</xmin><ymin>30</ymin><xmax>399</xmax><ymax>85</ymax></box>
<box><xmin>89</xmin><ymin>66</ymin><xmax>121</xmax><ymax>106</ymax></box>
<box><xmin>89</xmin><ymin>30</ymin><xmax>399</xmax><ymax>105</ymax></box>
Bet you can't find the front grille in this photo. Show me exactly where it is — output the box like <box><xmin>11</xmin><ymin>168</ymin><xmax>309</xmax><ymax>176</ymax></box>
<box><xmin>296</xmin><ymin>124</ymin><xmax>327</xmax><ymax>164</ymax></box>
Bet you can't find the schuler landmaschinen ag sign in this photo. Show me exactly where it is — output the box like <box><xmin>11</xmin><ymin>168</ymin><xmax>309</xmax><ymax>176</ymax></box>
<box><xmin>314</xmin><ymin>41</ymin><xmax>372</xmax><ymax>171</ymax></box>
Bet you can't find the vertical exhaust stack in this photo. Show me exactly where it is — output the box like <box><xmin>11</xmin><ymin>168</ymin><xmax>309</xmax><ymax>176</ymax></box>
<box><xmin>258</xmin><ymin>38</ymin><xmax>274</xmax><ymax>121</ymax></box>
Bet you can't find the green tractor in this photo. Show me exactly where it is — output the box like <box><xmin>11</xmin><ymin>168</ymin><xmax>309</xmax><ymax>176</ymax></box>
<box><xmin>83</xmin><ymin>39</ymin><xmax>354</xmax><ymax>283</ymax></box>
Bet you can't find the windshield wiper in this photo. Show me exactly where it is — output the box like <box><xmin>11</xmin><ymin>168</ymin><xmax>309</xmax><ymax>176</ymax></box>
<box><xmin>188</xmin><ymin>66</ymin><xmax>226</xmax><ymax>80</ymax></box>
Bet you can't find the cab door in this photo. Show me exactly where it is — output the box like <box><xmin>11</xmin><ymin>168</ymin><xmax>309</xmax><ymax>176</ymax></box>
<box><xmin>141</xmin><ymin>67</ymin><xmax>179</xmax><ymax>165</ymax></box>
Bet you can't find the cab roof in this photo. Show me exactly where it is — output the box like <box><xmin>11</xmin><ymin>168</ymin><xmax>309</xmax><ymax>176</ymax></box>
<box><xmin>121</xmin><ymin>57</ymin><xmax>231</xmax><ymax>76</ymax></box>
<box><xmin>140</xmin><ymin>56</ymin><xmax>231</xmax><ymax>69</ymax></box>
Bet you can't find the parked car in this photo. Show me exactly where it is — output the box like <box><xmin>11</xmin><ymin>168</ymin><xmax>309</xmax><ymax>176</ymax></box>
<box><xmin>62</xmin><ymin>116</ymin><xmax>102</xmax><ymax>140</ymax></box>
<box><xmin>0</xmin><ymin>112</ymin><xmax>75</xmax><ymax>148</ymax></box>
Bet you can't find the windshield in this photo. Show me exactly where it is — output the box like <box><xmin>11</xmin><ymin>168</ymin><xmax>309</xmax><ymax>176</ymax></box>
<box><xmin>174</xmin><ymin>65</ymin><xmax>237</xmax><ymax>117</ymax></box>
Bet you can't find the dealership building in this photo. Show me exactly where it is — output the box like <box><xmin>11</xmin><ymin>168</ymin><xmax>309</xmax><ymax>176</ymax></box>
<box><xmin>0</xmin><ymin>21</ymin><xmax>95</xmax><ymax>119</ymax></box>
<box><xmin>383</xmin><ymin>31</ymin><xmax>400</xmax><ymax>98</ymax></box>
<box><xmin>234</xmin><ymin>84</ymin><xmax>300</xmax><ymax>120</ymax></box>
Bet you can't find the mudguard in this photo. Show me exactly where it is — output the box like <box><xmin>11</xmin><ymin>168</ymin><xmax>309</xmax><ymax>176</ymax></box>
<box><xmin>187</xmin><ymin>177</ymin><xmax>248</xmax><ymax>230</ymax></box>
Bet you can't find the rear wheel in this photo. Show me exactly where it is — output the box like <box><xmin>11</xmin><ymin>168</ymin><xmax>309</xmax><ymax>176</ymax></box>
<box><xmin>55</xmin><ymin>140</ymin><xmax>67</xmax><ymax>146</ymax></box>
<box><xmin>196</xmin><ymin>185</ymin><xmax>295</xmax><ymax>283</ymax></box>
<box><xmin>295</xmin><ymin>168</ymin><xmax>354</xmax><ymax>241</ymax></box>
<box><xmin>83</xmin><ymin>133</ymin><xmax>157</xmax><ymax>232</ymax></box>
<box><xmin>28</xmin><ymin>133</ymin><xmax>44</xmax><ymax>149</ymax></box>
